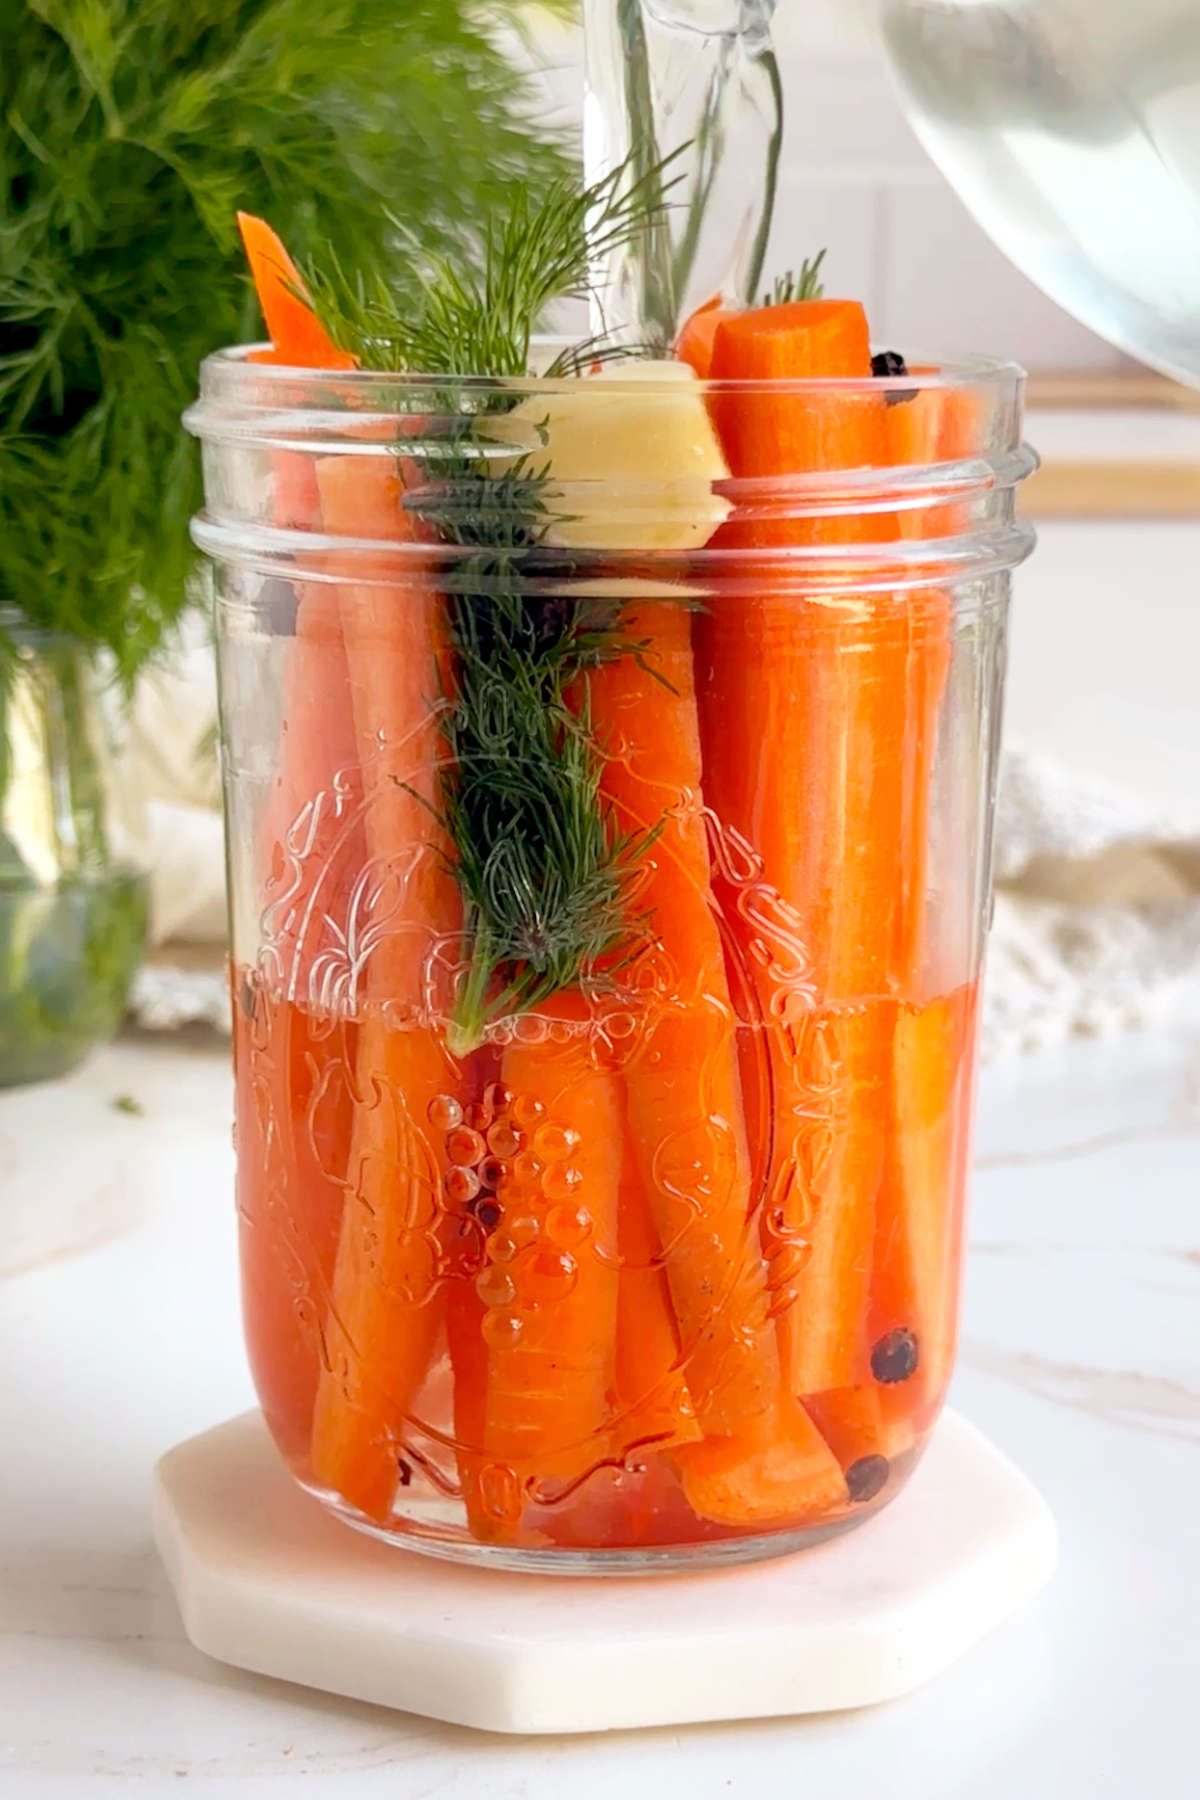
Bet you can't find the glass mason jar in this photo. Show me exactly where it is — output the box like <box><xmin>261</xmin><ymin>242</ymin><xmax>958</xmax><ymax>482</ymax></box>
<box><xmin>187</xmin><ymin>351</ymin><xmax>1034</xmax><ymax>1571</ymax></box>
<box><xmin>0</xmin><ymin>614</ymin><xmax>149</xmax><ymax>1087</ymax></box>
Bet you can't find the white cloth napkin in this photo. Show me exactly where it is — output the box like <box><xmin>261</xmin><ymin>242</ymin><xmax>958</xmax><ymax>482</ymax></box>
<box><xmin>986</xmin><ymin>748</ymin><xmax>1200</xmax><ymax>1059</ymax></box>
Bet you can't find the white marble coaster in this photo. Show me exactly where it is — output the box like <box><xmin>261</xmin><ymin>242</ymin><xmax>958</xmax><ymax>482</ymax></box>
<box><xmin>153</xmin><ymin>1409</ymin><xmax>1057</xmax><ymax>1735</ymax></box>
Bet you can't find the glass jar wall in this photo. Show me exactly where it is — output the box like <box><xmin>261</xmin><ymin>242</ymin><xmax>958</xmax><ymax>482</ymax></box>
<box><xmin>188</xmin><ymin>353</ymin><xmax>1033</xmax><ymax>1569</ymax></box>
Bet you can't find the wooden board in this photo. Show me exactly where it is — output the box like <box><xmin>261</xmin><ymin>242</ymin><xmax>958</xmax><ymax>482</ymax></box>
<box><xmin>1023</xmin><ymin>370</ymin><xmax>1200</xmax><ymax>519</ymax></box>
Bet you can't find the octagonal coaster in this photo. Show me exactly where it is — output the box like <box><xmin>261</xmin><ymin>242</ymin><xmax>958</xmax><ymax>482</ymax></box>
<box><xmin>153</xmin><ymin>1409</ymin><xmax>1056</xmax><ymax>1735</ymax></box>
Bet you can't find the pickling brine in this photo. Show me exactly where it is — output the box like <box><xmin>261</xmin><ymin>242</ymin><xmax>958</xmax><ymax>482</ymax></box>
<box><xmin>235</xmin><ymin>971</ymin><xmax>979</xmax><ymax>1555</ymax></box>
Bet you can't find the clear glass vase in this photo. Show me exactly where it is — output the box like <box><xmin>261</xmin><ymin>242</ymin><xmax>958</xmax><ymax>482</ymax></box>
<box><xmin>187</xmin><ymin>350</ymin><xmax>1035</xmax><ymax>1571</ymax></box>
<box><xmin>0</xmin><ymin>616</ymin><xmax>149</xmax><ymax>1087</ymax></box>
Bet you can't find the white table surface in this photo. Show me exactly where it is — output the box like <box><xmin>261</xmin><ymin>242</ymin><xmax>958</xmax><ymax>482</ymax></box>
<box><xmin>2</xmin><ymin>1016</ymin><xmax>1198</xmax><ymax>1797</ymax></box>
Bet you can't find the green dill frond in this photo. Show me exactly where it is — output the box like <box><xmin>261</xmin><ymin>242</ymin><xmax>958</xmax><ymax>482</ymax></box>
<box><xmin>0</xmin><ymin>0</ymin><xmax>570</xmax><ymax>679</ymax></box>
<box><xmin>762</xmin><ymin>250</ymin><xmax>828</xmax><ymax>308</ymax></box>
<box><xmin>297</xmin><ymin>154</ymin><xmax>683</xmax><ymax>1042</ymax></box>
<box><xmin>441</xmin><ymin>673</ymin><xmax>647</xmax><ymax>1054</ymax></box>
<box><xmin>541</xmin><ymin>333</ymin><xmax>669</xmax><ymax>379</ymax></box>
<box><xmin>306</xmin><ymin>150</ymin><xmax>686</xmax><ymax>376</ymax></box>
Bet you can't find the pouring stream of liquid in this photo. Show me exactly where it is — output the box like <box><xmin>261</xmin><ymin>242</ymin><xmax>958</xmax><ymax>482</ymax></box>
<box><xmin>583</xmin><ymin>0</ymin><xmax>783</xmax><ymax>344</ymax></box>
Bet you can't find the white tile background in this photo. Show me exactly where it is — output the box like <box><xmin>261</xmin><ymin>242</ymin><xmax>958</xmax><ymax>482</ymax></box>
<box><xmin>525</xmin><ymin>1</ymin><xmax>1129</xmax><ymax>373</ymax></box>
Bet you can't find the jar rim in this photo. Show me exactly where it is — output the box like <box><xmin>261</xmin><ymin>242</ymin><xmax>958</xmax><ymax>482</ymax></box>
<box><xmin>187</xmin><ymin>340</ymin><xmax>1036</xmax><ymax>591</ymax></box>
<box><xmin>189</xmin><ymin>339</ymin><xmax>1027</xmax><ymax>405</ymax></box>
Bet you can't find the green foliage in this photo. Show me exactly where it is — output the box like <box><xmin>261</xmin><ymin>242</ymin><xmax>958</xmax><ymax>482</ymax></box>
<box><xmin>762</xmin><ymin>250</ymin><xmax>827</xmax><ymax>308</ymax></box>
<box><xmin>410</xmin><ymin>458</ymin><xmax>655</xmax><ymax>1052</ymax></box>
<box><xmin>303</xmin><ymin>160</ymin><xmax>675</xmax><ymax>1045</ymax></box>
<box><xmin>0</xmin><ymin>871</ymin><xmax>148</xmax><ymax>1086</ymax></box>
<box><xmin>0</xmin><ymin>0</ymin><xmax>571</xmax><ymax>681</ymax></box>
<box><xmin>306</xmin><ymin>152</ymin><xmax>683</xmax><ymax>376</ymax></box>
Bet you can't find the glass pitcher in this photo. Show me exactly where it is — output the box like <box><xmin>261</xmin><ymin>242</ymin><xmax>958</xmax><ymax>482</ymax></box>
<box><xmin>875</xmin><ymin>0</ymin><xmax>1200</xmax><ymax>385</ymax></box>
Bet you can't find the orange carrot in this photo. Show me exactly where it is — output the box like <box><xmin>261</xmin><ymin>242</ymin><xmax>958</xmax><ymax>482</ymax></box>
<box><xmin>237</xmin><ymin>212</ymin><xmax>355</xmax><ymax>369</ymax></box>
<box><xmin>311</xmin><ymin>1017</ymin><xmax>461</xmax><ymax>1520</ymax></box>
<box><xmin>238</xmin><ymin>215</ymin><xmax>366</xmax><ymax>1004</ymax></box>
<box><xmin>612</xmin><ymin>1147</ymin><xmax>701</xmax><ymax>1459</ymax></box>
<box><xmin>772</xmin><ymin>1005</ymin><xmax>895</xmax><ymax>1397</ymax></box>
<box><xmin>234</xmin><ymin>981</ymin><xmax>357</xmax><ymax>1467</ymax></box>
<box><xmin>590</xmin><ymin>598</ymin><xmax>845</xmax><ymax>1523</ymax></box>
<box><xmin>445</xmin><ymin>1216</ymin><xmax>492</xmax><ymax>1541</ymax></box>
<box><xmin>871</xmin><ymin>985</ymin><xmax>977</xmax><ymax>1426</ymax></box>
<box><xmin>308</xmin><ymin>453</ymin><xmax>463</xmax><ymax>1522</ymax></box>
<box><xmin>708</xmin><ymin>298</ymin><xmax>880</xmax><ymax>549</ymax></box>
<box><xmin>867</xmin><ymin>382</ymin><xmax>984</xmax><ymax>1432</ymax></box>
<box><xmin>701</xmin><ymin>299</ymin><xmax>909</xmax><ymax>1400</ymax></box>
<box><xmin>679</xmin><ymin>1401</ymin><xmax>848</xmax><ymax>1528</ymax></box>
<box><xmin>884</xmin><ymin>380</ymin><xmax>972</xmax><ymax>978</ymax></box>
<box><xmin>888</xmin><ymin>377</ymin><xmax>984</xmax><ymax>541</ymax></box>
<box><xmin>676</xmin><ymin>295</ymin><xmax>729</xmax><ymax>379</ymax></box>
<box><xmin>470</xmin><ymin>996</ymin><xmax>623</xmax><ymax>1544</ymax></box>
<box><xmin>235</xmin><ymin>220</ymin><xmax>366</xmax><ymax>1472</ymax></box>
<box><xmin>803</xmin><ymin>1384</ymin><xmax>910</xmax><ymax>1478</ymax></box>
<box><xmin>804</xmin><ymin>842</ymin><xmax>974</xmax><ymax>1467</ymax></box>
<box><xmin>257</xmin><ymin>586</ymin><xmax>367</xmax><ymax>1006</ymax></box>
<box><xmin>888</xmin><ymin>588</ymin><xmax>952</xmax><ymax>990</ymax></box>
<box><xmin>533</xmin><ymin>1130</ymin><xmax>702</xmax><ymax>1551</ymax></box>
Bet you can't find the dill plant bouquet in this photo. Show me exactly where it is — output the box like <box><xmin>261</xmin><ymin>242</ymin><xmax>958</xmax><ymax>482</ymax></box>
<box><xmin>0</xmin><ymin>0</ymin><xmax>568</xmax><ymax>1085</ymax></box>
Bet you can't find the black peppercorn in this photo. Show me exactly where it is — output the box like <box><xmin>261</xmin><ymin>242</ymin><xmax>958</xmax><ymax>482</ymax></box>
<box><xmin>871</xmin><ymin>349</ymin><xmax>917</xmax><ymax>406</ymax></box>
<box><xmin>846</xmin><ymin>1455</ymin><xmax>890</xmax><ymax>1503</ymax></box>
<box><xmin>871</xmin><ymin>1327</ymin><xmax>920</xmax><ymax>1385</ymax></box>
<box><xmin>872</xmin><ymin>349</ymin><xmax>908</xmax><ymax>380</ymax></box>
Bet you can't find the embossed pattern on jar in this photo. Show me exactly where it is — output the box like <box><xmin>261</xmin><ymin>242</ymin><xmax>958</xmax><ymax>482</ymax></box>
<box><xmin>196</xmin><ymin>354</ymin><xmax>1032</xmax><ymax>1570</ymax></box>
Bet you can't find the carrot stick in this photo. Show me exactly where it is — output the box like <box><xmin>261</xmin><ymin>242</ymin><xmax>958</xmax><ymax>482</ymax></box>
<box><xmin>870</xmin><ymin>984</ymin><xmax>977</xmax><ymax>1426</ymax></box>
<box><xmin>886</xmin><ymin>380</ymin><xmax>984</xmax><ymax>979</ymax></box>
<box><xmin>592</xmin><ymin>600</ymin><xmax>770</xmax><ymax>1431</ymax></box>
<box><xmin>702</xmin><ymin>300</ymin><xmax>909</xmax><ymax>1400</ymax></box>
<box><xmin>233</xmin><ymin>221</ymin><xmax>367</xmax><ymax>1468</ymax></box>
<box><xmin>708</xmin><ymin>298</ymin><xmax>880</xmax><ymax>550</ymax></box>
<box><xmin>676</xmin><ymin>295</ymin><xmax>728</xmax><ymax>379</ymax></box>
<box><xmin>256</xmin><ymin>588</ymin><xmax>368</xmax><ymax>1006</ymax></box>
<box><xmin>802</xmin><ymin>1385</ymin><xmax>909</xmax><ymax>1495</ymax></box>
<box><xmin>445</xmin><ymin>1218</ymin><xmax>492</xmax><ymax>1540</ymax></box>
<box><xmin>590</xmin><ymin>598</ymin><xmax>845</xmax><ymax>1523</ymax></box>
<box><xmin>865</xmin><ymin>383</ymin><xmax>984</xmax><ymax>1434</ymax></box>
<box><xmin>679</xmin><ymin>1401</ymin><xmax>848</xmax><ymax>1528</ymax></box>
<box><xmin>234</xmin><ymin>981</ymin><xmax>357</xmax><ymax>1467</ymax></box>
<box><xmin>612</xmin><ymin>1148</ymin><xmax>701</xmax><ymax>1458</ymax></box>
<box><xmin>469</xmin><ymin>996</ymin><xmax>622</xmax><ymax>1544</ymax></box>
<box><xmin>310</xmin><ymin>1018</ymin><xmax>461</xmax><ymax>1520</ymax></box>
<box><xmin>238</xmin><ymin>215</ymin><xmax>367</xmax><ymax>1003</ymax></box>
<box><xmin>531</xmin><ymin>1127</ymin><xmax>702</xmax><ymax>1551</ymax></box>
<box><xmin>888</xmin><ymin>378</ymin><xmax>984</xmax><ymax>541</ymax></box>
<box><xmin>308</xmin><ymin>453</ymin><xmax>464</xmax><ymax>1523</ymax></box>
<box><xmin>237</xmin><ymin>212</ymin><xmax>355</xmax><ymax>369</ymax></box>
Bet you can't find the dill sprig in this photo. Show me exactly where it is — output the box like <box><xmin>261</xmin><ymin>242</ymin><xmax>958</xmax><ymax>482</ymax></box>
<box><xmin>306</xmin><ymin>160</ymin><xmax>678</xmax><ymax>1050</ymax></box>
<box><xmin>305</xmin><ymin>154</ymin><xmax>684</xmax><ymax>376</ymax></box>
<box><xmin>438</xmin><ymin>599</ymin><xmax>652</xmax><ymax>1053</ymax></box>
<box><xmin>403</xmin><ymin>438</ymin><xmax>656</xmax><ymax>1055</ymax></box>
<box><xmin>542</xmin><ymin>333</ymin><xmax>668</xmax><ymax>379</ymax></box>
<box><xmin>761</xmin><ymin>250</ymin><xmax>828</xmax><ymax>308</ymax></box>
